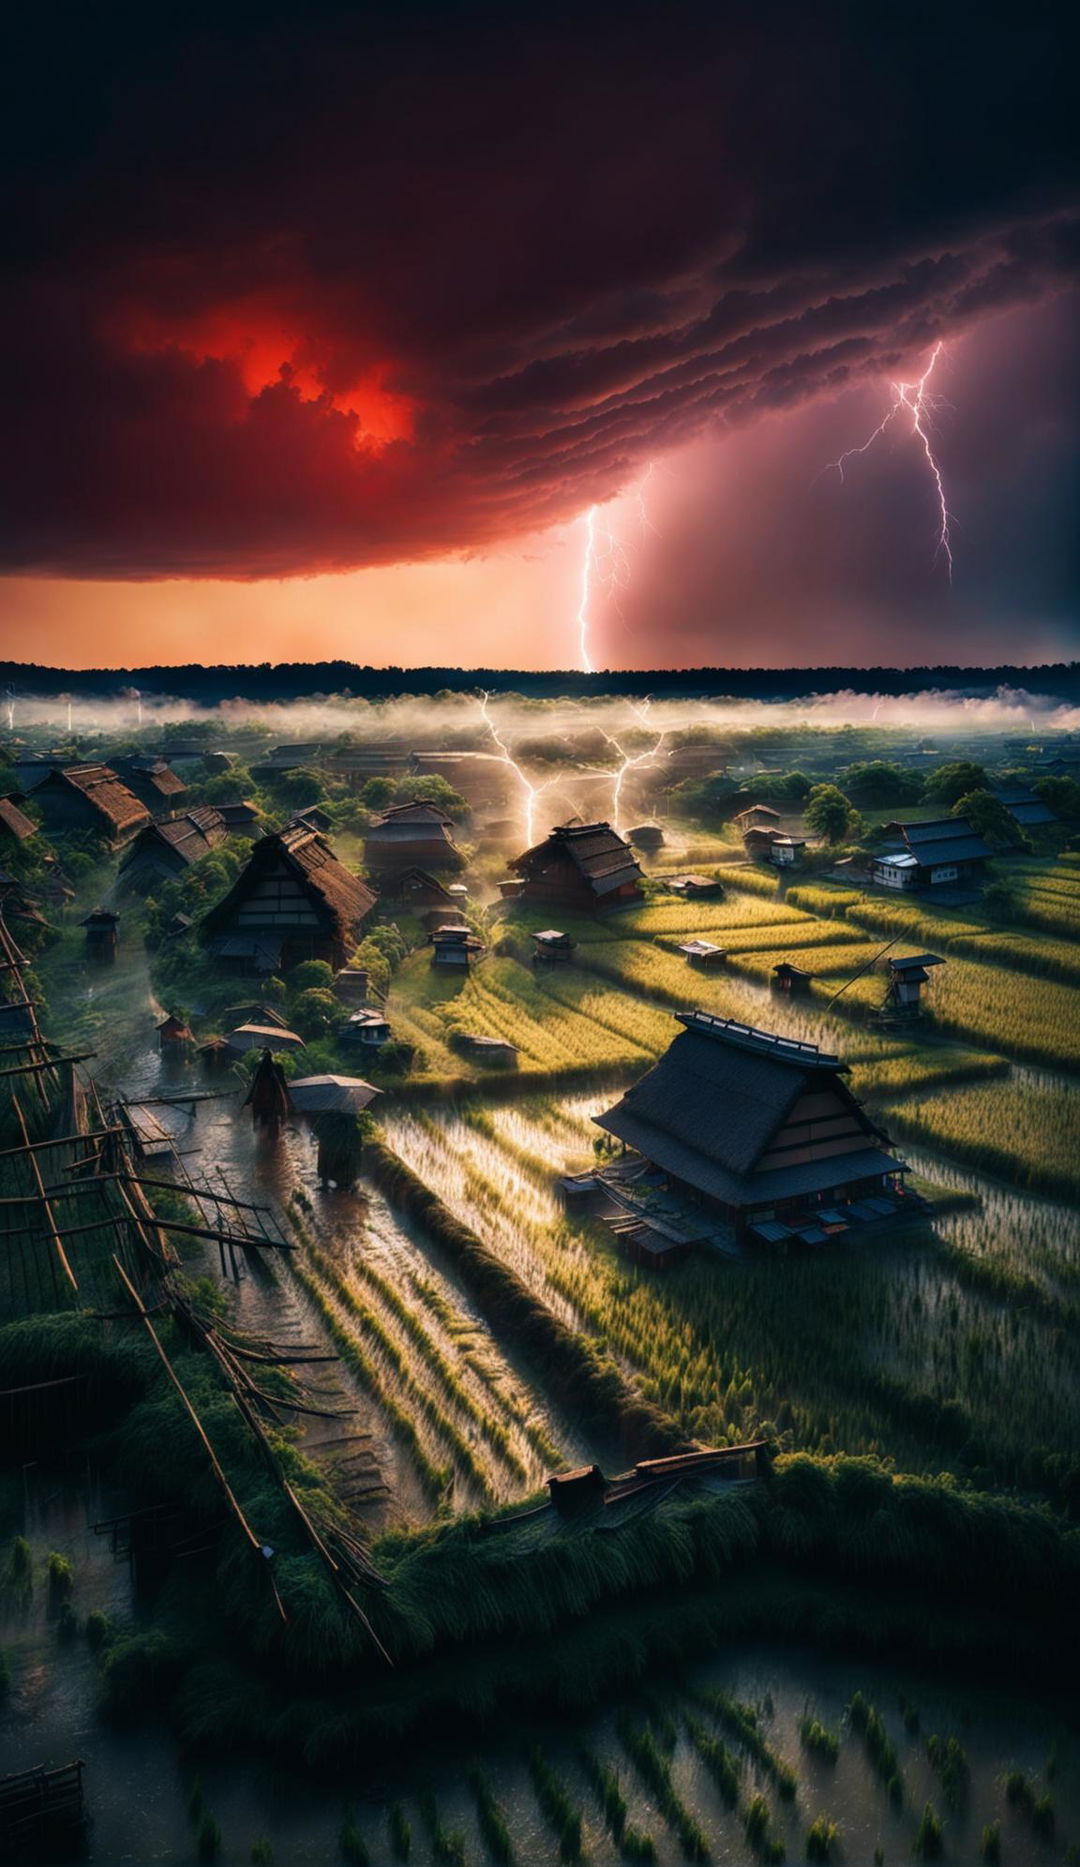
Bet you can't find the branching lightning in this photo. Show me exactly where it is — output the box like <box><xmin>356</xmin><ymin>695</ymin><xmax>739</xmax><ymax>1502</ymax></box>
<box><xmin>598</xmin><ymin>697</ymin><xmax>670</xmax><ymax>827</ymax></box>
<box><xmin>823</xmin><ymin>341</ymin><xmax>955</xmax><ymax>580</ymax></box>
<box><xmin>478</xmin><ymin>691</ymin><xmax>555</xmax><ymax>846</ymax></box>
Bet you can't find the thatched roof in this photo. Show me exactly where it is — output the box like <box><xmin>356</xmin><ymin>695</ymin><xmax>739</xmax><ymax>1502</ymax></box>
<box><xmin>0</xmin><ymin>796</ymin><xmax>35</xmax><ymax>841</ymax></box>
<box><xmin>41</xmin><ymin>765</ymin><xmax>151</xmax><ymax>836</ymax></box>
<box><xmin>595</xmin><ymin>1011</ymin><xmax>895</xmax><ymax>1207</ymax></box>
<box><xmin>203</xmin><ymin>825</ymin><xmax>376</xmax><ymax>942</ymax></box>
<box><xmin>122</xmin><ymin>806</ymin><xmax>227</xmax><ymax>869</ymax></box>
<box><xmin>510</xmin><ymin>820</ymin><xmax>643</xmax><ymax>897</ymax></box>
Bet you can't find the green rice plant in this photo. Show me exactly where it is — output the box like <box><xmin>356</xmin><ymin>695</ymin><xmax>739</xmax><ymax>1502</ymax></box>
<box><xmin>250</xmin><ymin>1842</ymin><xmax>274</xmax><ymax>1865</ymax></box>
<box><xmin>616</xmin><ymin>1718</ymin><xmax>710</xmax><ymax>1860</ymax></box>
<box><xmin>468</xmin><ymin>1767</ymin><xmax>514</xmax><ymax>1863</ymax></box>
<box><xmin>577</xmin><ymin>1746</ymin><xmax>627</xmax><ymax>1843</ymax></box>
<box><xmin>339</xmin><ymin>1811</ymin><xmax>371</xmax><ymax>1863</ymax></box>
<box><xmin>912</xmin><ymin>1802</ymin><xmax>943</xmax><ymax>1859</ymax></box>
<box><xmin>6</xmin><ymin>1535</ymin><xmax>32</xmax><ymax>1599</ymax></box>
<box><xmin>198</xmin><ymin>1813</ymin><xmax>222</xmax><ymax>1862</ymax></box>
<box><xmin>743</xmin><ymin>1794</ymin><xmax>784</xmax><ymax>1862</ymax></box>
<box><xmin>1032</xmin><ymin>1795</ymin><xmax>1055</xmax><ymax>1838</ymax></box>
<box><xmin>528</xmin><ymin>1750</ymin><xmax>585</xmax><ymax>1863</ymax></box>
<box><xmin>785</xmin><ymin>885</ymin><xmax>858</xmax><ymax>917</ymax></box>
<box><xmin>805</xmin><ymin>1813</ymin><xmax>838</xmax><ymax>1861</ymax></box>
<box><xmin>389</xmin><ymin>1804</ymin><xmax>412</xmax><ymax>1859</ymax></box>
<box><xmin>883</xmin><ymin>1080</ymin><xmax>1080</xmax><ymax>1203</ymax></box>
<box><xmin>620</xmin><ymin>1833</ymin><xmax>657</xmax><ymax>1862</ymax></box>
<box><xmin>847</xmin><ymin>1696</ymin><xmax>901</xmax><ymax>1803</ymax></box>
<box><xmin>684</xmin><ymin>1717</ymin><xmax>740</xmax><ymax>1806</ymax></box>
<box><xmin>1005</xmin><ymin>1769</ymin><xmax>1034</xmax><ymax>1810</ymax></box>
<box><xmin>798</xmin><ymin>1717</ymin><xmax>839</xmax><ymax>1764</ymax></box>
<box><xmin>420</xmin><ymin>1794</ymin><xmax>468</xmax><ymax>1866</ymax></box>
<box><xmin>695</xmin><ymin>1690</ymin><xmax>797</xmax><ymax>1798</ymax></box>
<box><xmin>980</xmin><ymin>1821</ymin><xmax>1001</xmax><ymax>1862</ymax></box>
<box><xmin>188</xmin><ymin>1777</ymin><xmax>204</xmax><ymax>1824</ymax></box>
<box><xmin>723</xmin><ymin>866</ymin><xmax>786</xmax><ymax>900</ymax></box>
<box><xmin>924</xmin><ymin>1733</ymin><xmax>968</xmax><ymax>1804</ymax></box>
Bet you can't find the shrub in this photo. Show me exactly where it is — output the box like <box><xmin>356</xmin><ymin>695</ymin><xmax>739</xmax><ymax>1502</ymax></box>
<box><xmin>981</xmin><ymin>1823</ymin><xmax>1001</xmax><ymax>1862</ymax></box>
<box><xmin>7</xmin><ymin>1535</ymin><xmax>32</xmax><ymax>1592</ymax></box>
<box><xmin>289</xmin><ymin>959</ymin><xmax>335</xmax><ymax>992</ymax></box>
<box><xmin>47</xmin><ymin>1551</ymin><xmax>73</xmax><ymax>1601</ymax></box>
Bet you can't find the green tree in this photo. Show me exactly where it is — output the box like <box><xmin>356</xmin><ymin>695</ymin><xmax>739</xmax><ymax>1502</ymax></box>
<box><xmin>952</xmin><ymin>788</ymin><xmax>1026</xmax><ymax>850</ymax></box>
<box><xmin>804</xmin><ymin>784</ymin><xmax>859</xmax><ymax>845</ymax></box>
<box><xmin>1033</xmin><ymin>775</ymin><xmax>1080</xmax><ymax>822</ymax></box>
<box><xmin>842</xmin><ymin>760</ymin><xmax>924</xmax><ymax>806</ymax></box>
<box><xmin>925</xmin><ymin>760</ymin><xmax>988</xmax><ymax>806</ymax></box>
<box><xmin>289</xmin><ymin>988</ymin><xmax>340</xmax><ymax>1040</ymax></box>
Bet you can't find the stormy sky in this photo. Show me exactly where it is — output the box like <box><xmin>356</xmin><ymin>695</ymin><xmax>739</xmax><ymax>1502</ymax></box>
<box><xmin>2</xmin><ymin>0</ymin><xmax>1077</xmax><ymax>668</ymax></box>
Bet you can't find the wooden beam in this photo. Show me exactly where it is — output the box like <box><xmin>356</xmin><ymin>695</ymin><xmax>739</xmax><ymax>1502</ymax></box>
<box><xmin>11</xmin><ymin>1097</ymin><xmax>78</xmax><ymax>1294</ymax></box>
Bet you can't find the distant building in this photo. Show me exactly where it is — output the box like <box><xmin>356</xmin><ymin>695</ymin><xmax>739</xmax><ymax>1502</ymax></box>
<box><xmin>531</xmin><ymin>929</ymin><xmax>575</xmax><ymax>964</ymax></box>
<box><xmin>743</xmin><ymin>826</ymin><xmax>806</xmax><ymax>866</ymax></box>
<box><xmin>509</xmin><ymin>820</ymin><xmax>643</xmax><ymax>910</ymax></box>
<box><xmin>120</xmin><ymin>807</ymin><xmax>229</xmax><ymax>890</ymax></box>
<box><xmin>733</xmin><ymin>804</ymin><xmax>781</xmax><ymax>833</ymax></box>
<box><xmin>772</xmin><ymin>961</ymin><xmax>812</xmax><ymax>995</ymax></box>
<box><xmin>364</xmin><ymin>801</ymin><xmax>462</xmax><ymax>872</ymax></box>
<box><xmin>111</xmin><ymin>755</ymin><xmax>188</xmax><ymax>817</ymax></box>
<box><xmin>675</xmin><ymin>939</ymin><xmax>726</xmax><ymax>970</ymax></box>
<box><xmin>32</xmin><ymin>766</ymin><xmax>151</xmax><ymax>848</ymax></box>
<box><xmin>667</xmin><ymin>874</ymin><xmax>724</xmax><ymax>899</ymax></box>
<box><xmin>339</xmin><ymin>1008</ymin><xmax>392</xmax><ymax>1046</ymax></box>
<box><xmin>872</xmin><ymin>818</ymin><xmax>992</xmax><ymax>890</ymax></box>
<box><xmin>371</xmin><ymin>865</ymin><xmax>459</xmax><ymax>911</ymax></box>
<box><xmin>81</xmin><ymin>906</ymin><xmax>120</xmax><ymax>964</ymax></box>
<box><xmin>252</xmin><ymin>743</ymin><xmax>323</xmax><ymax>774</ymax></box>
<box><xmin>627</xmin><ymin>824</ymin><xmax>665</xmax><ymax>850</ymax></box>
<box><xmin>214</xmin><ymin>801</ymin><xmax>261</xmax><ymax>833</ymax></box>
<box><xmin>594</xmin><ymin>1011</ymin><xmax>906</xmax><ymax>1244</ymax></box>
<box><xmin>430</xmin><ymin>924</ymin><xmax>485</xmax><ymax>968</ymax></box>
<box><xmin>991</xmin><ymin>784</ymin><xmax>1059</xmax><ymax>830</ymax></box>
<box><xmin>202</xmin><ymin>825</ymin><xmax>377</xmax><ymax>974</ymax></box>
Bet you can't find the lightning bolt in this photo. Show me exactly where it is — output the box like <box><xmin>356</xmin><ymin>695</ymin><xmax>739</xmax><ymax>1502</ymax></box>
<box><xmin>599</xmin><ymin>697</ymin><xmax>670</xmax><ymax>828</ymax></box>
<box><xmin>574</xmin><ymin>463</ymin><xmax>660</xmax><ymax>672</ymax></box>
<box><xmin>823</xmin><ymin>341</ymin><xmax>955</xmax><ymax>580</ymax></box>
<box><xmin>478</xmin><ymin>691</ymin><xmax>556</xmax><ymax>846</ymax></box>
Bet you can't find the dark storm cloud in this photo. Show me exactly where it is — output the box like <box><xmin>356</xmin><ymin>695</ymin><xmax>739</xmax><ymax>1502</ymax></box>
<box><xmin>1</xmin><ymin>0</ymin><xmax>1077</xmax><ymax>577</ymax></box>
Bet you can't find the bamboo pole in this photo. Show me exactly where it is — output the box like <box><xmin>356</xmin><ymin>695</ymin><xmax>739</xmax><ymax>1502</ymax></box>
<box><xmin>11</xmin><ymin>1097</ymin><xmax>78</xmax><ymax>1294</ymax></box>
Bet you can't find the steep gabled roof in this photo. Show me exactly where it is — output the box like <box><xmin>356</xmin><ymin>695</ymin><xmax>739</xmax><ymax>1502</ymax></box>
<box><xmin>42</xmin><ymin>765</ymin><xmax>151</xmax><ymax>835</ymax></box>
<box><xmin>511</xmin><ymin>820</ymin><xmax>644</xmax><ymax>896</ymax></box>
<box><xmin>595</xmin><ymin>1012</ymin><xmax>891</xmax><ymax>1204</ymax></box>
<box><xmin>0</xmin><ymin>796</ymin><xmax>35</xmax><ymax>840</ymax></box>
<box><xmin>113</xmin><ymin>756</ymin><xmax>187</xmax><ymax>800</ymax></box>
<box><xmin>203</xmin><ymin>825</ymin><xmax>376</xmax><ymax>941</ymax></box>
<box><xmin>122</xmin><ymin>806</ymin><xmax>227</xmax><ymax>869</ymax></box>
<box><xmin>370</xmin><ymin>800</ymin><xmax>456</xmax><ymax>826</ymax></box>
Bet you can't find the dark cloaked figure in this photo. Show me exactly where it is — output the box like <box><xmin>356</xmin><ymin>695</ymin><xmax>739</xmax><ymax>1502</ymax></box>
<box><xmin>243</xmin><ymin>1048</ymin><xmax>291</xmax><ymax>1135</ymax></box>
<box><xmin>312</xmin><ymin>1111</ymin><xmax>363</xmax><ymax>1190</ymax></box>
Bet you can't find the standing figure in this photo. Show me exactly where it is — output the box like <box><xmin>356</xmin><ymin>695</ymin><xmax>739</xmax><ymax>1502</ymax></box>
<box><xmin>243</xmin><ymin>1048</ymin><xmax>291</xmax><ymax>1136</ymax></box>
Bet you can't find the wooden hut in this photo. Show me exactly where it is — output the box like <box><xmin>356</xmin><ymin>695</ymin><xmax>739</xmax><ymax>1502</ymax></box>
<box><xmin>33</xmin><ymin>766</ymin><xmax>150</xmax><ymax>848</ymax></box>
<box><xmin>157</xmin><ymin>1011</ymin><xmax>194</xmax><ymax>1050</ymax></box>
<box><xmin>772</xmin><ymin>961</ymin><xmax>812</xmax><ymax>995</ymax></box>
<box><xmin>509</xmin><ymin>820</ymin><xmax>643</xmax><ymax>911</ymax></box>
<box><xmin>371</xmin><ymin>865</ymin><xmax>459</xmax><ymax>911</ymax></box>
<box><xmin>120</xmin><ymin>807</ymin><xmax>228</xmax><ymax>890</ymax></box>
<box><xmin>667</xmin><ymin>873</ymin><xmax>724</xmax><ymax>899</ymax></box>
<box><xmin>595</xmin><ymin>1011</ymin><xmax>906</xmax><ymax>1244</ymax></box>
<box><xmin>675</xmin><ymin>939</ymin><xmax>726</xmax><ymax>970</ymax></box>
<box><xmin>430</xmin><ymin>925</ymin><xmax>485</xmax><ymax>968</ymax></box>
<box><xmin>364</xmin><ymin>801</ymin><xmax>461</xmax><ymax>873</ymax></box>
<box><xmin>339</xmin><ymin>1008</ymin><xmax>392</xmax><ymax>1046</ymax></box>
<box><xmin>531</xmin><ymin>929</ymin><xmax>575</xmax><ymax>965</ymax></box>
<box><xmin>627</xmin><ymin>823</ymin><xmax>665</xmax><ymax>850</ymax></box>
<box><xmin>884</xmin><ymin>952</ymin><xmax>945</xmax><ymax>1015</ymax></box>
<box><xmin>733</xmin><ymin>804</ymin><xmax>780</xmax><ymax>833</ymax></box>
<box><xmin>201</xmin><ymin>825</ymin><xmax>376</xmax><ymax>974</ymax></box>
<box><xmin>80</xmin><ymin>906</ymin><xmax>119</xmax><ymax>963</ymax></box>
<box><xmin>111</xmin><ymin>755</ymin><xmax>188</xmax><ymax>817</ymax></box>
<box><xmin>459</xmin><ymin>1034</ymin><xmax>519</xmax><ymax>1065</ymax></box>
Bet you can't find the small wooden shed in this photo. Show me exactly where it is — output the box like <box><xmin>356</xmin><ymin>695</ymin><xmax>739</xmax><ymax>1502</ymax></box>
<box><xmin>81</xmin><ymin>906</ymin><xmax>119</xmax><ymax>964</ymax></box>
<box><xmin>157</xmin><ymin>1012</ymin><xmax>194</xmax><ymax>1050</ymax></box>
<box><xmin>772</xmin><ymin>961</ymin><xmax>812</xmax><ymax>996</ymax></box>
<box><xmin>532</xmin><ymin>928</ymin><xmax>575</xmax><ymax>965</ymax></box>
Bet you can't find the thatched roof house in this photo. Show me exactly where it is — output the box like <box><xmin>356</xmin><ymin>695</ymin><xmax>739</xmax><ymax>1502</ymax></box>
<box><xmin>364</xmin><ymin>801</ymin><xmax>461</xmax><ymax>872</ymax></box>
<box><xmin>120</xmin><ymin>806</ymin><xmax>228</xmax><ymax>889</ymax></box>
<box><xmin>32</xmin><ymin>765</ymin><xmax>151</xmax><ymax>847</ymax></box>
<box><xmin>202</xmin><ymin>824</ymin><xmax>377</xmax><ymax>973</ymax></box>
<box><xmin>595</xmin><ymin>1011</ymin><xmax>905</xmax><ymax>1242</ymax></box>
<box><xmin>509</xmin><ymin>820</ymin><xmax>643</xmax><ymax>909</ymax></box>
<box><xmin>111</xmin><ymin>755</ymin><xmax>188</xmax><ymax>816</ymax></box>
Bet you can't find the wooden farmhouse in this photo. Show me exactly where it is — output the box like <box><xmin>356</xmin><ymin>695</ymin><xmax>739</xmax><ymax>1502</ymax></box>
<box><xmin>32</xmin><ymin>765</ymin><xmax>151</xmax><ymax>848</ymax></box>
<box><xmin>365</xmin><ymin>801</ymin><xmax>462</xmax><ymax>873</ymax></box>
<box><xmin>594</xmin><ymin>1012</ymin><xmax>907</xmax><ymax>1244</ymax></box>
<box><xmin>201</xmin><ymin>825</ymin><xmax>377</xmax><ymax>975</ymax></box>
<box><xmin>871</xmin><ymin>818</ymin><xmax>992</xmax><ymax>890</ymax></box>
<box><xmin>733</xmin><ymin>804</ymin><xmax>780</xmax><ymax>833</ymax></box>
<box><xmin>111</xmin><ymin>755</ymin><xmax>188</xmax><ymax>817</ymax></box>
<box><xmin>120</xmin><ymin>807</ymin><xmax>229</xmax><ymax>890</ymax></box>
<box><xmin>743</xmin><ymin>826</ymin><xmax>806</xmax><ymax>866</ymax></box>
<box><xmin>508</xmin><ymin>821</ymin><xmax>644</xmax><ymax>910</ymax></box>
